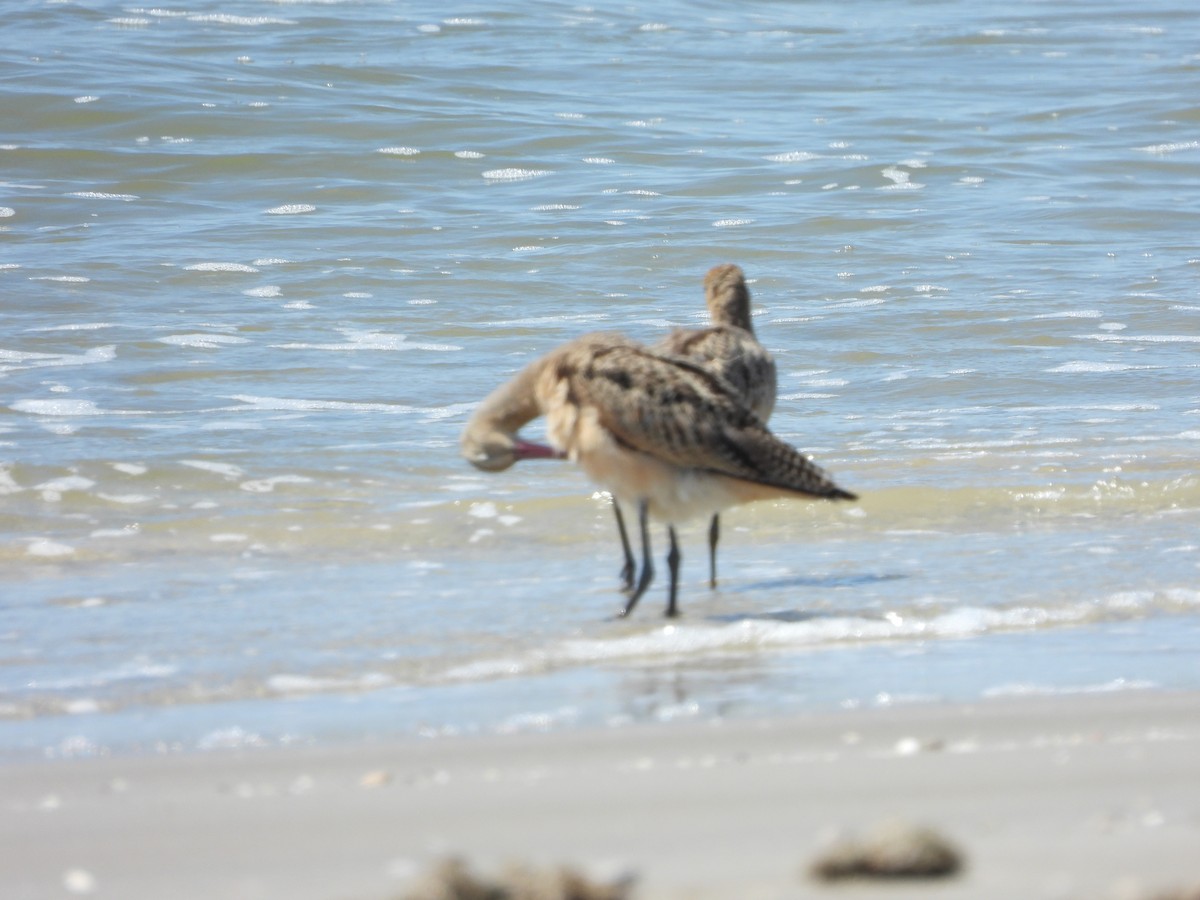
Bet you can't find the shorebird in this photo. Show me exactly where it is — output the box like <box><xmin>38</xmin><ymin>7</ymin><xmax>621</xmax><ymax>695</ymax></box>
<box><xmin>606</xmin><ymin>263</ymin><xmax>776</xmax><ymax>591</ymax></box>
<box><xmin>461</xmin><ymin>332</ymin><xmax>855</xmax><ymax>617</ymax></box>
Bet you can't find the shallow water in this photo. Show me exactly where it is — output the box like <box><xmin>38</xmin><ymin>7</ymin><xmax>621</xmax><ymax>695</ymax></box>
<box><xmin>2</xmin><ymin>0</ymin><xmax>1198</xmax><ymax>759</ymax></box>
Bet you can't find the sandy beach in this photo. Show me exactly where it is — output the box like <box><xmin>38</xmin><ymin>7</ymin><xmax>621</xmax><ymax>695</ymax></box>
<box><xmin>3</xmin><ymin>690</ymin><xmax>1199</xmax><ymax>899</ymax></box>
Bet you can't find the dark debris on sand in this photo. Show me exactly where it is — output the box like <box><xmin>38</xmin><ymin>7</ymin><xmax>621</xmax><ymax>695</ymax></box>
<box><xmin>809</xmin><ymin>820</ymin><xmax>964</xmax><ymax>882</ymax></box>
<box><xmin>1142</xmin><ymin>889</ymin><xmax>1200</xmax><ymax>900</ymax></box>
<box><xmin>402</xmin><ymin>857</ymin><xmax>635</xmax><ymax>900</ymax></box>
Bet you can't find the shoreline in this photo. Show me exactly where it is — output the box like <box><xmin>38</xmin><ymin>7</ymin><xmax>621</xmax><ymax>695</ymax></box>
<box><xmin>3</xmin><ymin>689</ymin><xmax>1199</xmax><ymax>899</ymax></box>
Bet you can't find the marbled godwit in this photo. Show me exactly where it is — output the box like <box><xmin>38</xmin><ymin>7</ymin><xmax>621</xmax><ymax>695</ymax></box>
<box><xmin>461</xmin><ymin>332</ymin><xmax>855</xmax><ymax>617</ymax></box>
<box><xmin>612</xmin><ymin>263</ymin><xmax>775</xmax><ymax>590</ymax></box>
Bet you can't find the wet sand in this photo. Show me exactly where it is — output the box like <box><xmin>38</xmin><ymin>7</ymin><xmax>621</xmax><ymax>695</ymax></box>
<box><xmin>3</xmin><ymin>690</ymin><xmax>1199</xmax><ymax>900</ymax></box>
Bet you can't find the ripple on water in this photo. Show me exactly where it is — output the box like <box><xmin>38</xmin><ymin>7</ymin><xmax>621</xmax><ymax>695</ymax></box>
<box><xmin>157</xmin><ymin>334</ymin><xmax>251</xmax><ymax>348</ymax></box>
<box><xmin>265</xmin><ymin>204</ymin><xmax>315</xmax><ymax>215</ymax></box>
<box><xmin>1</xmin><ymin>346</ymin><xmax>115</xmax><ymax>373</ymax></box>
<box><xmin>10</xmin><ymin>398</ymin><xmax>104</xmax><ymax>416</ymax></box>
<box><xmin>243</xmin><ymin>285</ymin><xmax>282</xmax><ymax>297</ymax></box>
<box><xmin>270</xmin><ymin>330</ymin><xmax>461</xmax><ymax>352</ymax></box>
<box><xmin>226</xmin><ymin>394</ymin><xmax>419</xmax><ymax>414</ymax></box>
<box><xmin>183</xmin><ymin>262</ymin><xmax>259</xmax><ymax>273</ymax></box>
<box><xmin>482</xmin><ymin>168</ymin><xmax>553</xmax><ymax>181</ymax></box>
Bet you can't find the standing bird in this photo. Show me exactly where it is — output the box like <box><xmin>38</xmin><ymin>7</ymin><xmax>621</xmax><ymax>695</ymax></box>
<box><xmin>461</xmin><ymin>332</ymin><xmax>855</xmax><ymax>617</ymax></box>
<box><xmin>611</xmin><ymin>263</ymin><xmax>776</xmax><ymax>591</ymax></box>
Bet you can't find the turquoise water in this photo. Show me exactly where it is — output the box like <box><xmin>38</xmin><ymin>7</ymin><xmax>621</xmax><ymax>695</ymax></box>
<box><xmin>2</xmin><ymin>0</ymin><xmax>1198</xmax><ymax>759</ymax></box>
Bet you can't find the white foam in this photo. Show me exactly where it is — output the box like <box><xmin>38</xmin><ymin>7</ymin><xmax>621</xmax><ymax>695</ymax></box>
<box><xmin>1139</xmin><ymin>140</ymin><xmax>1200</xmax><ymax>155</ymax></box>
<box><xmin>265</xmin><ymin>203</ymin><xmax>315</xmax><ymax>215</ymax></box>
<box><xmin>36</xmin><ymin>476</ymin><xmax>96</xmax><ymax>497</ymax></box>
<box><xmin>440</xmin><ymin>594</ymin><xmax>1170</xmax><ymax>686</ymax></box>
<box><xmin>0</xmin><ymin>207</ymin><xmax>14</xmax><ymax>217</ymax></box>
<box><xmin>1048</xmin><ymin>361</ymin><xmax>1150</xmax><ymax>373</ymax></box>
<box><xmin>822</xmin><ymin>297</ymin><xmax>887</xmax><ymax>310</ymax></box>
<box><xmin>377</xmin><ymin>146</ymin><xmax>421</xmax><ymax>156</ymax></box>
<box><xmin>880</xmin><ymin>166</ymin><xmax>924</xmax><ymax>190</ymax></box>
<box><xmin>801</xmin><ymin>377</ymin><xmax>849</xmax><ymax>387</ymax></box>
<box><xmin>984</xmin><ymin>678</ymin><xmax>1156</xmax><ymax>698</ymax></box>
<box><xmin>0</xmin><ymin>467</ymin><xmax>21</xmax><ymax>496</ymax></box>
<box><xmin>765</xmin><ymin>150</ymin><xmax>820</xmax><ymax>162</ymax></box>
<box><xmin>267</xmin><ymin>672</ymin><xmax>391</xmax><ymax>694</ymax></box>
<box><xmin>227</xmin><ymin>394</ymin><xmax>418</xmax><ymax>414</ymax></box>
<box><xmin>11</xmin><ymin>398</ymin><xmax>103</xmax><ymax>416</ymax></box>
<box><xmin>27</xmin><ymin>539</ymin><xmax>75</xmax><ymax>557</ymax></box>
<box><xmin>712</xmin><ymin>218</ymin><xmax>754</xmax><ymax>228</ymax></box>
<box><xmin>197</xmin><ymin>727</ymin><xmax>267</xmax><ymax>751</ymax></box>
<box><xmin>482</xmin><ymin>168</ymin><xmax>552</xmax><ymax>181</ymax></box>
<box><xmin>239</xmin><ymin>474</ymin><xmax>313</xmax><ymax>493</ymax></box>
<box><xmin>271</xmin><ymin>329</ymin><xmax>461</xmax><ymax>352</ymax></box>
<box><xmin>1031</xmin><ymin>309</ymin><xmax>1103</xmax><ymax>319</ymax></box>
<box><xmin>243</xmin><ymin>285</ymin><xmax>282</xmax><ymax>298</ymax></box>
<box><xmin>186</xmin><ymin>13</ymin><xmax>296</xmax><ymax>25</ymax></box>
<box><xmin>97</xmin><ymin>493</ymin><xmax>151</xmax><ymax>507</ymax></box>
<box><xmin>31</xmin><ymin>322</ymin><xmax>114</xmax><ymax>332</ymax></box>
<box><xmin>158</xmin><ymin>333</ymin><xmax>251</xmax><ymax>348</ymax></box>
<box><xmin>183</xmin><ymin>262</ymin><xmax>259</xmax><ymax>273</ymax></box>
<box><xmin>180</xmin><ymin>459</ymin><xmax>244</xmax><ymax>478</ymax></box>
<box><xmin>1080</xmin><ymin>333</ymin><xmax>1200</xmax><ymax>344</ymax></box>
<box><xmin>779</xmin><ymin>392</ymin><xmax>837</xmax><ymax>401</ymax></box>
<box><xmin>454</xmin><ymin>150</ymin><xmax>485</xmax><ymax>159</ymax></box>
<box><xmin>70</xmin><ymin>191</ymin><xmax>137</xmax><ymax>200</ymax></box>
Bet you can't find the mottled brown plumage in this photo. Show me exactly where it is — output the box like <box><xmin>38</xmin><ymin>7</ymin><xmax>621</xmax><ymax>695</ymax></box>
<box><xmin>463</xmin><ymin>327</ymin><xmax>854</xmax><ymax>617</ymax></box>
<box><xmin>657</xmin><ymin>263</ymin><xmax>776</xmax><ymax>422</ymax></box>
<box><xmin>633</xmin><ymin>263</ymin><xmax>778</xmax><ymax>587</ymax></box>
<box><xmin>537</xmin><ymin>338</ymin><xmax>849</xmax><ymax>512</ymax></box>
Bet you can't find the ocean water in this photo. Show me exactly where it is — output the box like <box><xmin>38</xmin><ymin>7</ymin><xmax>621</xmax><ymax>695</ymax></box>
<box><xmin>2</xmin><ymin>0</ymin><xmax>1198</xmax><ymax>760</ymax></box>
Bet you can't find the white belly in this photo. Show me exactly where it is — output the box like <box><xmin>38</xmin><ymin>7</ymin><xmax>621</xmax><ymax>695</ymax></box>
<box><xmin>561</xmin><ymin>409</ymin><xmax>741</xmax><ymax>523</ymax></box>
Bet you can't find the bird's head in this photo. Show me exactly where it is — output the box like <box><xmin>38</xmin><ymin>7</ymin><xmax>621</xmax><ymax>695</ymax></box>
<box><xmin>461</xmin><ymin>427</ymin><xmax>561</xmax><ymax>472</ymax></box>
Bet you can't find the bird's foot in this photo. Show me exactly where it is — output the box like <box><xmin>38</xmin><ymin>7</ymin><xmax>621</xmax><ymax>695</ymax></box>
<box><xmin>619</xmin><ymin>565</ymin><xmax>635</xmax><ymax>594</ymax></box>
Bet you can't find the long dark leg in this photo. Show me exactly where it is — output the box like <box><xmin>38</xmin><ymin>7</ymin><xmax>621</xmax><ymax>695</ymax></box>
<box><xmin>612</xmin><ymin>501</ymin><xmax>636</xmax><ymax>593</ymax></box>
<box><xmin>666</xmin><ymin>526</ymin><xmax>681</xmax><ymax>618</ymax></box>
<box><xmin>707</xmin><ymin>514</ymin><xmax>720</xmax><ymax>589</ymax></box>
<box><xmin>618</xmin><ymin>500</ymin><xmax>654</xmax><ymax>618</ymax></box>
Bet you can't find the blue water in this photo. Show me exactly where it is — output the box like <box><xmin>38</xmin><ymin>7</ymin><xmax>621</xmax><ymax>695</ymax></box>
<box><xmin>2</xmin><ymin>0</ymin><xmax>1198</xmax><ymax>760</ymax></box>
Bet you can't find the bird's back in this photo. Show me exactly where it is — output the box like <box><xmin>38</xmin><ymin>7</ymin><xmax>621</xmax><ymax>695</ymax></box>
<box><xmin>537</xmin><ymin>341</ymin><xmax>851</xmax><ymax>505</ymax></box>
<box><xmin>656</xmin><ymin>263</ymin><xmax>776</xmax><ymax>421</ymax></box>
<box><xmin>656</xmin><ymin>325</ymin><xmax>776</xmax><ymax>421</ymax></box>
